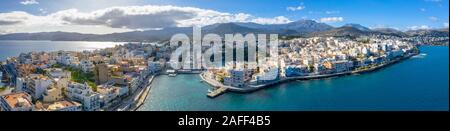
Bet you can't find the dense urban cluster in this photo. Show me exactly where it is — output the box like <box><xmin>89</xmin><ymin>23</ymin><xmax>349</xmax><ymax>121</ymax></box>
<box><xmin>0</xmin><ymin>36</ymin><xmax>422</xmax><ymax>110</ymax></box>
<box><xmin>0</xmin><ymin>43</ymin><xmax>170</xmax><ymax>111</ymax></box>
<box><xmin>370</xmin><ymin>34</ymin><xmax>449</xmax><ymax>46</ymax></box>
<box><xmin>204</xmin><ymin>37</ymin><xmax>418</xmax><ymax>89</ymax></box>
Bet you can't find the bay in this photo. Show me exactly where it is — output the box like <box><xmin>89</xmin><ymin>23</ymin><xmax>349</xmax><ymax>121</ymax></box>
<box><xmin>0</xmin><ymin>40</ymin><xmax>123</xmax><ymax>61</ymax></box>
<box><xmin>139</xmin><ymin>46</ymin><xmax>449</xmax><ymax>111</ymax></box>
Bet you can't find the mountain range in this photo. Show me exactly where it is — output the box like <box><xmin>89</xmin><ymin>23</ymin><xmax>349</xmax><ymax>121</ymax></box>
<box><xmin>0</xmin><ymin>20</ymin><xmax>448</xmax><ymax>42</ymax></box>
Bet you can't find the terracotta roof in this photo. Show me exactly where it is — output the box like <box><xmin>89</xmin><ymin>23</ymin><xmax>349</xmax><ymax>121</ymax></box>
<box><xmin>1</xmin><ymin>92</ymin><xmax>33</xmax><ymax>109</ymax></box>
<box><xmin>47</xmin><ymin>100</ymin><xmax>81</xmax><ymax>111</ymax></box>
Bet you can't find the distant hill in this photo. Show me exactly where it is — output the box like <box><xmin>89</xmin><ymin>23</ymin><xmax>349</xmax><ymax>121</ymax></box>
<box><xmin>203</xmin><ymin>23</ymin><xmax>264</xmax><ymax>35</ymax></box>
<box><xmin>405</xmin><ymin>28</ymin><xmax>449</xmax><ymax>37</ymax></box>
<box><xmin>308</xmin><ymin>26</ymin><xmax>371</xmax><ymax>37</ymax></box>
<box><xmin>0</xmin><ymin>20</ymin><xmax>335</xmax><ymax>41</ymax></box>
<box><xmin>0</xmin><ymin>32</ymin><xmax>99</xmax><ymax>41</ymax></box>
<box><xmin>342</xmin><ymin>23</ymin><xmax>371</xmax><ymax>32</ymax></box>
<box><xmin>234</xmin><ymin>20</ymin><xmax>333</xmax><ymax>33</ymax></box>
<box><xmin>372</xmin><ymin>28</ymin><xmax>407</xmax><ymax>37</ymax></box>
<box><xmin>204</xmin><ymin>20</ymin><xmax>334</xmax><ymax>36</ymax></box>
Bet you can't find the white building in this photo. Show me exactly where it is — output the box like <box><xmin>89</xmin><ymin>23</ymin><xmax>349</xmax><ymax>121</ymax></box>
<box><xmin>255</xmin><ymin>67</ymin><xmax>279</xmax><ymax>83</ymax></box>
<box><xmin>284</xmin><ymin>65</ymin><xmax>310</xmax><ymax>77</ymax></box>
<box><xmin>45</xmin><ymin>68</ymin><xmax>71</xmax><ymax>90</ymax></box>
<box><xmin>15</xmin><ymin>77</ymin><xmax>26</xmax><ymax>92</ymax></box>
<box><xmin>65</xmin><ymin>82</ymin><xmax>101</xmax><ymax>111</ymax></box>
<box><xmin>333</xmin><ymin>60</ymin><xmax>353</xmax><ymax>73</ymax></box>
<box><xmin>24</xmin><ymin>74</ymin><xmax>52</xmax><ymax>100</ymax></box>
<box><xmin>97</xmin><ymin>87</ymin><xmax>117</xmax><ymax>108</ymax></box>
<box><xmin>148</xmin><ymin>61</ymin><xmax>162</xmax><ymax>74</ymax></box>
<box><xmin>42</xmin><ymin>84</ymin><xmax>63</xmax><ymax>103</ymax></box>
<box><xmin>57</xmin><ymin>53</ymin><xmax>79</xmax><ymax>67</ymax></box>
<box><xmin>79</xmin><ymin>60</ymin><xmax>94</xmax><ymax>73</ymax></box>
<box><xmin>223</xmin><ymin>69</ymin><xmax>245</xmax><ymax>87</ymax></box>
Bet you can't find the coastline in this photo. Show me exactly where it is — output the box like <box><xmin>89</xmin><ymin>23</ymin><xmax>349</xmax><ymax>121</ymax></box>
<box><xmin>200</xmin><ymin>51</ymin><xmax>420</xmax><ymax>94</ymax></box>
<box><xmin>134</xmin><ymin>46</ymin><xmax>448</xmax><ymax>111</ymax></box>
<box><xmin>108</xmin><ymin>75</ymin><xmax>155</xmax><ymax>111</ymax></box>
<box><xmin>0</xmin><ymin>40</ymin><xmax>441</xmax><ymax>110</ymax></box>
<box><xmin>131</xmin><ymin>75</ymin><xmax>155</xmax><ymax>111</ymax></box>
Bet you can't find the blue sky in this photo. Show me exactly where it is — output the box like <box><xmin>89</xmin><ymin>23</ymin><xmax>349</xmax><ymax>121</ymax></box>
<box><xmin>0</xmin><ymin>0</ymin><xmax>448</xmax><ymax>34</ymax></box>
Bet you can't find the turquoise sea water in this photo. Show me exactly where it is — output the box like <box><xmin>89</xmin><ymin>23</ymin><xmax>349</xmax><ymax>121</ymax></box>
<box><xmin>139</xmin><ymin>46</ymin><xmax>449</xmax><ymax>111</ymax></box>
<box><xmin>0</xmin><ymin>41</ymin><xmax>448</xmax><ymax>111</ymax></box>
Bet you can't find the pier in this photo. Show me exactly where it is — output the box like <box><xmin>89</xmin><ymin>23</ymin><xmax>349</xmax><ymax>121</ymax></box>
<box><xmin>207</xmin><ymin>87</ymin><xmax>227</xmax><ymax>98</ymax></box>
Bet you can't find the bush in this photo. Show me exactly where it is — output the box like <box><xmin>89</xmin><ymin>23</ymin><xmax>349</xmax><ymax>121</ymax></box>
<box><xmin>64</xmin><ymin>67</ymin><xmax>96</xmax><ymax>90</ymax></box>
<box><xmin>51</xmin><ymin>63</ymin><xmax>62</xmax><ymax>68</ymax></box>
<box><xmin>0</xmin><ymin>86</ymin><xmax>6</xmax><ymax>92</ymax></box>
<box><xmin>58</xmin><ymin>65</ymin><xmax>98</xmax><ymax>91</ymax></box>
<box><xmin>87</xmin><ymin>81</ymin><xmax>98</xmax><ymax>92</ymax></box>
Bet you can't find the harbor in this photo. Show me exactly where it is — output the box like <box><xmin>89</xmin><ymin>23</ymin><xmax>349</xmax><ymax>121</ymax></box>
<box><xmin>137</xmin><ymin>46</ymin><xmax>449</xmax><ymax>111</ymax></box>
<box><xmin>200</xmin><ymin>51</ymin><xmax>419</xmax><ymax>96</ymax></box>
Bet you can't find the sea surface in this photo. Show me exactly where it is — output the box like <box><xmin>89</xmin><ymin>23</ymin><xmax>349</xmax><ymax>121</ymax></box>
<box><xmin>0</xmin><ymin>40</ymin><xmax>123</xmax><ymax>61</ymax></box>
<box><xmin>0</xmin><ymin>41</ymin><xmax>448</xmax><ymax>111</ymax></box>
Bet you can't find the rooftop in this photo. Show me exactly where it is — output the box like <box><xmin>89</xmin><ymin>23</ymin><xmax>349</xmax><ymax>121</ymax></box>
<box><xmin>1</xmin><ymin>92</ymin><xmax>33</xmax><ymax>109</ymax></box>
<box><xmin>47</xmin><ymin>100</ymin><xmax>81</xmax><ymax>111</ymax></box>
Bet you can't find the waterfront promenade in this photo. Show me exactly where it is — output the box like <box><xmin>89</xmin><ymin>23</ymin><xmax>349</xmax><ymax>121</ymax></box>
<box><xmin>131</xmin><ymin>75</ymin><xmax>155</xmax><ymax>111</ymax></box>
<box><xmin>200</xmin><ymin>52</ymin><xmax>419</xmax><ymax>94</ymax></box>
<box><xmin>110</xmin><ymin>75</ymin><xmax>155</xmax><ymax>111</ymax></box>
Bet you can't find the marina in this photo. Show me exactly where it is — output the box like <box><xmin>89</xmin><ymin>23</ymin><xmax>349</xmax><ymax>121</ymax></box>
<box><xmin>138</xmin><ymin>46</ymin><xmax>448</xmax><ymax>111</ymax></box>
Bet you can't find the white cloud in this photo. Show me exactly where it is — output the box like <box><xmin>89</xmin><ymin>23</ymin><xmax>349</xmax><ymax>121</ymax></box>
<box><xmin>407</xmin><ymin>25</ymin><xmax>431</xmax><ymax>30</ymax></box>
<box><xmin>0</xmin><ymin>11</ymin><xmax>34</xmax><ymax>25</ymax></box>
<box><xmin>325</xmin><ymin>11</ymin><xmax>340</xmax><ymax>14</ymax></box>
<box><xmin>369</xmin><ymin>25</ymin><xmax>400</xmax><ymax>30</ymax></box>
<box><xmin>20</xmin><ymin>0</ymin><xmax>39</xmax><ymax>5</ymax></box>
<box><xmin>51</xmin><ymin>6</ymin><xmax>197</xmax><ymax>29</ymax></box>
<box><xmin>52</xmin><ymin>5</ymin><xmax>293</xmax><ymax>28</ymax></box>
<box><xmin>0</xmin><ymin>5</ymin><xmax>293</xmax><ymax>34</ymax></box>
<box><xmin>287</xmin><ymin>6</ymin><xmax>305</xmax><ymax>11</ymax></box>
<box><xmin>429</xmin><ymin>16</ymin><xmax>439</xmax><ymax>21</ymax></box>
<box><xmin>319</xmin><ymin>17</ymin><xmax>344</xmax><ymax>23</ymax></box>
<box><xmin>251</xmin><ymin>16</ymin><xmax>292</xmax><ymax>24</ymax></box>
<box><xmin>39</xmin><ymin>8</ymin><xmax>47</xmax><ymax>14</ymax></box>
<box><xmin>420</xmin><ymin>8</ymin><xmax>426</xmax><ymax>12</ymax></box>
<box><xmin>444</xmin><ymin>22</ymin><xmax>449</xmax><ymax>28</ymax></box>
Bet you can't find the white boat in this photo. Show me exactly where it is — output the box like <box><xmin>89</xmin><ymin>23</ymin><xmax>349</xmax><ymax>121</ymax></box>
<box><xmin>168</xmin><ymin>73</ymin><xmax>177</xmax><ymax>77</ymax></box>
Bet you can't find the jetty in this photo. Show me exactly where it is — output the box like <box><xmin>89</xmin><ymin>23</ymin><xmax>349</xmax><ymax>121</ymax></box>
<box><xmin>207</xmin><ymin>87</ymin><xmax>227</xmax><ymax>98</ymax></box>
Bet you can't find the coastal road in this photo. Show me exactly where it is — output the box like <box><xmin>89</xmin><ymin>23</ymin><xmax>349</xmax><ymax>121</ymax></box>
<box><xmin>107</xmin><ymin>76</ymin><xmax>153</xmax><ymax>111</ymax></box>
